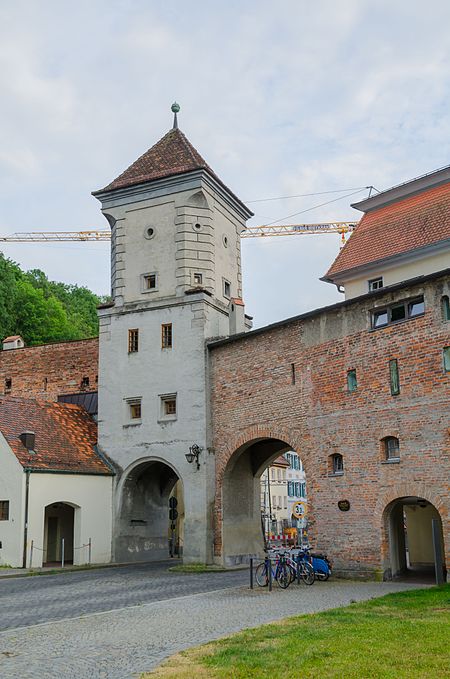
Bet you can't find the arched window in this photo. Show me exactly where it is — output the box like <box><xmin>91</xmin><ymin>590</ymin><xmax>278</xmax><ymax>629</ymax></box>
<box><xmin>382</xmin><ymin>436</ymin><xmax>400</xmax><ymax>461</ymax></box>
<box><xmin>329</xmin><ymin>453</ymin><xmax>344</xmax><ymax>475</ymax></box>
<box><xmin>441</xmin><ymin>295</ymin><xmax>450</xmax><ymax>321</ymax></box>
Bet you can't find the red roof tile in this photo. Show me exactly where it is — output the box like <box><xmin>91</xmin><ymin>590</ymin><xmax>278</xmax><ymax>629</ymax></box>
<box><xmin>100</xmin><ymin>128</ymin><xmax>213</xmax><ymax>191</ymax></box>
<box><xmin>0</xmin><ymin>397</ymin><xmax>112</xmax><ymax>475</ymax></box>
<box><xmin>325</xmin><ymin>182</ymin><xmax>450</xmax><ymax>281</ymax></box>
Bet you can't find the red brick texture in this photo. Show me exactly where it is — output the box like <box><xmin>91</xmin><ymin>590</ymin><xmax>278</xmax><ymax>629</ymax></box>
<box><xmin>0</xmin><ymin>338</ymin><xmax>99</xmax><ymax>402</ymax></box>
<box><xmin>209</xmin><ymin>274</ymin><xmax>450</xmax><ymax>575</ymax></box>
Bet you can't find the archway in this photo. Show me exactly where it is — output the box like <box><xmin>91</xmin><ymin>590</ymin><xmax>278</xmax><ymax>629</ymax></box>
<box><xmin>384</xmin><ymin>496</ymin><xmax>446</xmax><ymax>581</ymax></box>
<box><xmin>220</xmin><ymin>436</ymin><xmax>303</xmax><ymax>566</ymax></box>
<box><xmin>43</xmin><ymin>502</ymin><xmax>75</xmax><ymax>565</ymax></box>
<box><xmin>115</xmin><ymin>458</ymin><xmax>184</xmax><ymax>563</ymax></box>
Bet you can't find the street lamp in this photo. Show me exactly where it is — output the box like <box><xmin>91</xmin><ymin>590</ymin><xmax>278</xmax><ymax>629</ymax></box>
<box><xmin>185</xmin><ymin>444</ymin><xmax>202</xmax><ymax>470</ymax></box>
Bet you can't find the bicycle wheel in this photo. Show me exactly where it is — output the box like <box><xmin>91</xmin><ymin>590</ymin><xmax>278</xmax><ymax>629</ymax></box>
<box><xmin>316</xmin><ymin>569</ymin><xmax>330</xmax><ymax>581</ymax></box>
<box><xmin>288</xmin><ymin>564</ymin><xmax>297</xmax><ymax>584</ymax></box>
<box><xmin>301</xmin><ymin>562</ymin><xmax>315</xmax><ymax>585</ymax></box>
<box><xmin>255</xmin><ymin>562</ymin><xmax>269</xmax><ymax>587</ymax></box>
<box><xmin>276</xmin><ymin>563</ymin><xmax>291</xmax><ymax>589</ymax></box>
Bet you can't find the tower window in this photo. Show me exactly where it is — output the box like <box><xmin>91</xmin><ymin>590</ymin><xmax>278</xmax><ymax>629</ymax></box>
<box><xmin>127</xmin><ymin>398</ymin><xmax>142</xmax><ymax>420</ymax></box>
<box><xmin>142</xmin><ymin>273</ymin><xmax>157</xmax><ymax>292</ymax></box>
<box><xmin>193</xmin><ymin>272</ymin><xmax>203</xmax><ymax>286</ymax></box>
<box><xmin>441</xmin><ymin>296</ymin><xmax>450</xmax><ymax>321</ymax></box>
<box><xmin>161</xmin><ymin>323</ymin><xmax>173</xmax><ymax>349</ymax></box>
<box><xmin>0</xmin><ymin>500</ymin><xmax>9</xmax><ymax>521</ymax></box>
<box><xmin>4</xmin><ymin>378</ymin><xmax>12</xmax><ymax>394</ymax></box>
<box><xmin>347</xmin><ymin>369</ymin><xmax>357</xmax><ymax>392</ymax></box>
<box><xmin>443</xmin><ymin>346</ymin><xmax>450</xmax><ymax>372</ymax></box>
<box><xmin>160</xmin><ymin>394</ymin><xmax>177</xmax><ymax>420</ymax></box>
<box><xmin>368</xmin><ymin>277</ymin><xmax>383</xmax><ymax>292</ymax></box>
<box><xmin>223</xmin><ymin>279</ymin><xmax>231</xmax><ymax>299</ymax></box>
<box><xmin>128</xmin><ymin>329</ymin><xmax>139</xmax><ymax>353</ymax></box>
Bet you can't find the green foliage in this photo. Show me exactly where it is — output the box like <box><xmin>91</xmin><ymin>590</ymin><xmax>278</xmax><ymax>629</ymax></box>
<box><xmin>0</xmin><ymin>253</ymin><xmax>103</xmax><ymax>346</ymax></box>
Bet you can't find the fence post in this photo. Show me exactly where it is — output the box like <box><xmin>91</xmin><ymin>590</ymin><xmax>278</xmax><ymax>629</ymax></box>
<box><xmin>29</xmin><ymin>540</ymin><xmax>34</xmax><ymax>569</ymax></box>
<box><xmin>297</xmin><ymin>553</ymin><xmax>301</xmax><ymax>584</ymax></box>
<box><xmin>250</xmin><ymin>557</ymin><xmax>253</xmax><ymax>589</ymax></box>
<box><xmin>61</xmin><ymin>538</ymin><xmax>65</xmax><ymax>568</ymax></box>
<box><xmin>88</xmin><ymin>537</ymin><xmax>92</xmax><ymax>565</ymax></box>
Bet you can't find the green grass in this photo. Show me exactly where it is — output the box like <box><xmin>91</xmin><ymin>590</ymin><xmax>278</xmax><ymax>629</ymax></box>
<box><xmin>168</xmin><ymin>563</ymin><xmax>228</xmax><ymax>573</ymax></box>
<box><xmin>144</xmin><ymin>585</ymin><xmax>450</xmax><ymax>678</ymax></box>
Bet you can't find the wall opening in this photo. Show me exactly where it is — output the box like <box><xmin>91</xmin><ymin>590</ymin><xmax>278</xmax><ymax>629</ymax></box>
<box><xmin>116</xmin><ymin>460</ymin><xmax>184</xmax><ymax>563</ymax></box>
<box><xmin>43</xmin><ymin>502</ymin><xmax>75</xmax><ymax>565</ymax></box>
<box><xmin>384</xmin><ymin>496</ymin><xmax>446</xmax><ymax>582</ymax></box>
<box><xmin>221</xmin><ymin>437</ymin><xmax>307</xmax><ymax>566</ymax></box>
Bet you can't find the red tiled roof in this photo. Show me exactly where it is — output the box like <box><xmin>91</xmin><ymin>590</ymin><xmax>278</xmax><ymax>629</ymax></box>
<box><xmin>325</xmin><ymin>182</ymin><xmax>450</xmax><ymax>281</ymax></box>
<box><xmin>3</xmin><ymin>336</ymin><xmax>22</xmax><ymax>342</ymax></box>
<box><xmin>0</xmin><ymin>397</ymin><xmax>112</xmax><ymax>474</ymax></box>
<box><xmin>99</xmin><ymin>128</ymin><xmax>219</xmax><ymax>192</ymax></box>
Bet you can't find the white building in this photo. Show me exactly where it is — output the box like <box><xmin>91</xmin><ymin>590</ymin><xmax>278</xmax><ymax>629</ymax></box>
<box><xmin>0</xmin><ymin>398</ymin><xmax>113</xmax><ymax>568</ymax></box>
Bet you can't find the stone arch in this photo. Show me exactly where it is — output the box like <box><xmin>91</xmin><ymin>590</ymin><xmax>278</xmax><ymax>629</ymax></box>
<box><xmin>376</xmin><ymin>483</ymin><xmax>448</xmax><ymax>580</ymax></box>
<box><xmin>215</xmin><ymin>425</ymin><xmax>304</xmax><ymax>565</ymax></box>
<box><xmin>115</xmin><ymin>456</ymin><xmax>184</xmax><ymax>563</ymax></box>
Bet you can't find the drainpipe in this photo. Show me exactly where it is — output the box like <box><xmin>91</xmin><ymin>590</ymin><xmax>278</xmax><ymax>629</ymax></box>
<box><xmin>22</xmin><ymin>470</ymin><xmax>30</xmax><ymax>568</ymax></box>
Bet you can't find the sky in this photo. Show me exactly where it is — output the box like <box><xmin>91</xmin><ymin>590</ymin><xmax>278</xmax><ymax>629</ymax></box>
<box><xmin>0</xmin><ymin>0</ymin><xmax>449</xmax><ymax>328</ymax></box>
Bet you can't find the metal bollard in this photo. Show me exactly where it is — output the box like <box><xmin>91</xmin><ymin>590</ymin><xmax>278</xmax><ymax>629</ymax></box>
<box><xmin>267</xmin><ymin>557</ymin><xmax>272</xmax><ymax>592</ymax></box>
<box><xmin>61</xmin><ymin>538</ymin><xmax>65</xmax><ymax>568</ymax></box>
<box><xmin>29</xmin><ymin>540</ymin><xmax>34</xmax><ymax>569</ymax></box>
<box><xmin>250</xmin><ymin>557</ymin><xmax>253</xmax><ymax>589</ymax></box>
<box><xmin>297</xmin><ymin>553</ymin><xmax>301</xmax><ymax>584</ymax></box>
<box><xmin>88</xmin><ymin>537</ymin><xmax>92</xmax><ymax>565</ymax></box>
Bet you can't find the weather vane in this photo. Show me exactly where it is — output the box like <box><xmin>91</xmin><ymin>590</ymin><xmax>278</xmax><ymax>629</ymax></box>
<box><xmin>171</xmin><ymin>102</ymin><xmax>180</xmax><ymax>129</ymax></box>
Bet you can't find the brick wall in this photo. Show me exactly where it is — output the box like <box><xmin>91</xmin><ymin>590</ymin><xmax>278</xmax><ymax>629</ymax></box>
<box><xmin>209</xmin><ymin>273</ymin><xmax>450</xmax><ymax>576</ymax></box>
<box><xmin>0</xmin><ymin>338</ymin><xmax>99</xmax><ymax>402</ymax></box>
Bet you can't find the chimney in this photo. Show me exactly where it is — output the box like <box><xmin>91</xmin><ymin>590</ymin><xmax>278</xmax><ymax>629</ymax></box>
<box><xmin>19</xmin><ymin>431</ymin><xmax>35</xmax><ymax>452</ymax></box>
<box><xmin>229</xmin><ymin>298</ymin><xmax>246</xmax><ymax>335</ymax></box>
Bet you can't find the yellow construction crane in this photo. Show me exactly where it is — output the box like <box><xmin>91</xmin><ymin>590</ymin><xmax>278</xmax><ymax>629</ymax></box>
<box><xmin>0</xmin><ymin>221</ymin><xmax>357</xmax><ymax>243</ymax></box>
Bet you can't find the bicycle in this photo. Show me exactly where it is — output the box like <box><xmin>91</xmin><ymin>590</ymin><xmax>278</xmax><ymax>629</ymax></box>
<box><xmin>281</xmin><ymin>550</ymin><xmax>315</xmax><ymax>585</ymax></box>
<box><xmin>255</xmin><ymin>553</ymin><xmax>291</xmax><ymax>589</ymax></box>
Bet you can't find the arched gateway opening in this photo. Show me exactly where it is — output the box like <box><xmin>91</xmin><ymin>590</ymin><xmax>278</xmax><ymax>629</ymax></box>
<box><xmin>115</xmin><ymin>459</ymin><xmax>184</xmax><ymax>563</ymax></box>
<box><xmin>221</xmin><ymin>436</ymin><xmax>303</xmax><ymax>566</ymax></box>
<box><xmin>384</xmin><ymin>496</ymin><xmax>446</xmax><ymax>581</ymax></box>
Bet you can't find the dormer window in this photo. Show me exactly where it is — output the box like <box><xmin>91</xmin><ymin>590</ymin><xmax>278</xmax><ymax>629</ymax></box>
<box><xmin>368</xmin><ymin>277</ymin><xmax>383</xmax><ymax>292</ymax></box>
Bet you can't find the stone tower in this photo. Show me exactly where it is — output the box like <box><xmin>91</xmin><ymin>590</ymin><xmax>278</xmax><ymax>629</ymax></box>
<box><xmin>93</xmin><ymin>106</ymin><xmax>253</xmax><ymax>563</ymax></box>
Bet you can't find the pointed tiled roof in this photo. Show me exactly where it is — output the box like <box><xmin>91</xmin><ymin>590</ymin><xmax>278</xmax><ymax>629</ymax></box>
<box><xmin>324</xmin><ymin>181</ymin><xmax>450</xmax><ymax>282</ymax></box>
<box><xmin>0</xmin><ymin>397</ymin><xmax>112</xmax><ymax>475</ymax></box>
<box><xmin>99</xmin><ymin>128</ymin><xmax>218</xmax><ymax>192</ymax></box>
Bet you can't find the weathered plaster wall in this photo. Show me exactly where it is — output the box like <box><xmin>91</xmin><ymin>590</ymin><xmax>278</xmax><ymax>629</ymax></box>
<box><xmin>0</xmin><ymin>433</ymin><xmax>24</xmax><ymax>567</ymax></box>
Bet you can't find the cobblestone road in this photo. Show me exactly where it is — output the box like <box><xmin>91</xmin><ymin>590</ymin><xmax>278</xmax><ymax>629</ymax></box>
<box><xmin>0</xmin><ymin>561</ymin><xmax>247</xmax><ymax>631</ymax></box>
<box><xmin>0</xmin><ymin>569</ymin><xmax>422</xmax><ymax>679</ymax></box>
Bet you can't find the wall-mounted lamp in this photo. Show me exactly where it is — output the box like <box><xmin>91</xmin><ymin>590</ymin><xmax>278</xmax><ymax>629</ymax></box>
<box><xmin>185</xmin><ymin>444</ymin><xmax>202</xmax><ymax>470</ymax></box>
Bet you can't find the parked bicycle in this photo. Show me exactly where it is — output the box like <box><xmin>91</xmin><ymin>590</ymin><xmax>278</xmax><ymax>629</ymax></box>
<box><xmin>255</xmin><ymin>552</ymin><xmax>291</xmax><ymax>589</ymax></box>
<box><xmin>283</xmin><ymin>550</ymin><xmax>315</xmax><ymax>585</ymax></box>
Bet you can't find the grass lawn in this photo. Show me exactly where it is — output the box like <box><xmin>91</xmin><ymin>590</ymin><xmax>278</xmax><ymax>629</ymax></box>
<box><xmin>144</xmin><ymin>585</ymin><xmax>450</xmax><ymax>678</ymax></box>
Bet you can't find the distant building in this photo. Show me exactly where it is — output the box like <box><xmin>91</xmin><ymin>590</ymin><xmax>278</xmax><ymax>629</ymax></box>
<box><xmin>261</xmin><ymin>452</ymin><xmax>307</xmax><ymax>539</ymax></box>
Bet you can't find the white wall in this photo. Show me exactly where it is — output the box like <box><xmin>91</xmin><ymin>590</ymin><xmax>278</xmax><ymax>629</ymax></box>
<box><xmin>0</xmin><ymin>433</ymin><xmax>24</xmax><ymax>567</ymax></box>
<box><xmin>27</xmin><ymin>474</ymin><xmax>113</xmax><ymax>567</ymax></box>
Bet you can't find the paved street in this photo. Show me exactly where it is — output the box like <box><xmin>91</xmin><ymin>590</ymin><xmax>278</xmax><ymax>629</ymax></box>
<box><xmin>0</xmin><ymin>561</ymin><xmax>248</xmax><ymax>631</ymax></box>
<box><xmin>0</xmin><ymin>564</ymin><xmax>423</xmax><ymax>679</ymax></box>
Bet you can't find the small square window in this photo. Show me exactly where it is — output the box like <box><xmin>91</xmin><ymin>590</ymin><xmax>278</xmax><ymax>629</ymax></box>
<box><xmin>128</xmin><ymin>329</ymin><xmax>139</xmax><ymax>353</ymax></box>
<box><xmin>160</xmin><ymin>394</ymin><xmax>177</xmax><ymax>420</ymax></box>
<box><xmin>128</xmin><ymin>399</ymin><xmax>142</xmax><ymax>420</ymax></box>
<box><xmin>443</xmin><ymin>346</ymin><xmax>450</xmax><ymax>372</ymax></box>
<box><xmin>4</xmin><ymin>378</ymin><xmax>12</xmax><ymax>394</ymax></box>
<box><xmin>0</xmin><ymin>500</ymin><xmax>10</xmax><ymax>520</ymax></box>
<box><xmin>390</xmin><ymin>304</ymin><xmax>406</xmax><ymax>323</ymax></box>
<box><xmin>161</xmin><ymin>323</ymin><xmax>172</xmax><ymax>349</ymax></box>
<box><xmin>384</xmin><ymin>437</ymin><xmax>400</xmax><ymax>460</ymax></box>
<box><xmin>142</xmin><ymin>273</ymin><xmax>157</xmax><ymax>293</ymax></box>
<box><xmin>193</xmin><ymin>272</ymin><xmax>203</xmax><ymax>286</ymax></box>
<box><xmin>81</xmin><ymin>376</ymin><xmax>90</xmax><ymax>389</ymax></box>
<box><xmin>408</xmin><ymin>298</ymin><xmax>425</xmax><ymax>318</ymax></box>
<box><xmin>347</xmin><ymin>369</ymin><xmax>357</xmax><ymax>392</ymax></box>
<box><xmin>223</xmin><ymin>279</ymin><xmax>231</xmax><ymax>299</ymax></box>
<box><xmin>368</xmin><ymin>277</ymin><xmax>383</xmax><ymax>291</ymax></box>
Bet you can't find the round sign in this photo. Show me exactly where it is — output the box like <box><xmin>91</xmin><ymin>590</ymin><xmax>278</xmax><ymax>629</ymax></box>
<box><xmin>292</xmin><ymin>501</ymin><xmax>307</xmax><ymax>519</ymax></box>
<box><xmin>338</xmin><ymin>500</ymin><xmax>350</xmax><ymax>512</ymax></box>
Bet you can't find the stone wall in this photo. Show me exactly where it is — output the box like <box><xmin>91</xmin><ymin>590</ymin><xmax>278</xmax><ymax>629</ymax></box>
<box><xmin>0</xmin><ymin>338</ymin><xmax>99</xmax><ymax>401</ymax></box>
<box><xmin>209</xmin><ymin>272</ymin><xmax>450</xmax><ymax>576</ymax></box>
